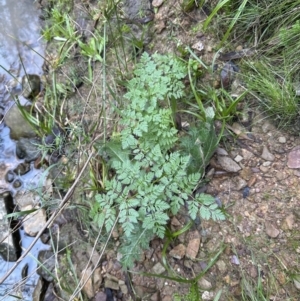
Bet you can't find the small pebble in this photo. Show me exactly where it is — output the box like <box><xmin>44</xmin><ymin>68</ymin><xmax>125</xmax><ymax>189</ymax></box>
<box><xmin>234</xmin><ymin>155</ymin><xmax>243</xmax><ymax>163</ymax></box>
<box><xmin>278</xmin><ymin>137</ymin><xmax>286</xmax><ymax>144</ymax></box>
<box><xmin>243</xmin><ymin>186</ymin><xmax>250</xmax><ymax>198</ymax></box>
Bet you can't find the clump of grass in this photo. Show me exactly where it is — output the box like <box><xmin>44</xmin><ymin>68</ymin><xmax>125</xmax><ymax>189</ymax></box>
<box><xmin>242</xmin><ymin>60</ymin><xmax>300</xmax><ymax>129</ymax></box>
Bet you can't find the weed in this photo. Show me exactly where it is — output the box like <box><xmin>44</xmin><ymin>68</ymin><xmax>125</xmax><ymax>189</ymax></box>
<box><xmin>91</xmin><ymin>52</ymin><xmax>225</xmax><ymax>268</ymax></box>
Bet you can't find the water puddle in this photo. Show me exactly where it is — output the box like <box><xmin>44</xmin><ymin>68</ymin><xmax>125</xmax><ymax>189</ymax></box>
<box><xmin>0</xmin><ymin>0</ymin><xmax>47</xmax><ymax>300</ymax></box>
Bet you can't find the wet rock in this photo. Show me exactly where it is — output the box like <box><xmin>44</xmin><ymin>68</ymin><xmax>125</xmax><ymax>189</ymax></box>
<box><xmin>16</xmin><ymin>137</ymin><xmax>41</xmax><ymax>162</ymax></box>
<box><xmin>4</xmin><ymin>104</ymin><xmax>37</xmax><ymax>139</ymax></box>
<box><xmin>14</xmin><ymin>162</ymin><xmax>30</xmax><ymax>175</ymax></box>
<box><xmin>186</xmin><ymin>230</ymin><xmax>200</xmax><ymax>259</ymax></box>
<box><xmin>22</xmin><ymin>74</ymin><xmax>41</xmax><ymax>99</ymax></box>
<box><xmin>265</xmin><ymin>222</ymin><xmax>280</xmax><ymax>238</ymax></box>
<box><xmin>0</xmin><ymin>195</ymin><xmax>17</xmax><ymax>261</ymax></box>
<box><xmin>169</xmin><ymin>244</ymin><xmax>186</xmax><ymax>259</ymax></box>
<box><xmin>287</xmin><ymin>146</ymin><xmax>300</xmax><ymax>169</ymax></box>
<box><xmin>261</xmin><ymin>146</ymin><xmax>275</xmax><ymax>161</ymax></box>
<box><xmin>23</xmin><ymin>205</ymin><xmax>47</xmax><ymax>236</ymax></box>
<box><xmin>152</xmin><ymin>262</ymin><xmax>166</xmax><ymax>274</ymax></box>
<box><xmin>217</xmin><ymin>155</ymin><xmax>241</xmax><ymax>172</ymax></box>
<box><xmin>5</xmin><ymin>170</ymin><xmax>15</xmax><ymax>182</ymax></box>
<box><xmin>43</xmin><ymin>282</ymin><xmax>59</xmax><ymax>301</ymax></box>
<box><xmin>37</xmin><ymin>250</ymin><xmax>56</xmax><ymax>282</ymax></box>
<box><xmin>12</xmin><ymin>179</ymin><xmax>23</xmax><ymax>189</ymax></box>
<box><xmin>32</xmin><ymin>277</ymin><xmax>44</xmax><ymax>301</ymax></box>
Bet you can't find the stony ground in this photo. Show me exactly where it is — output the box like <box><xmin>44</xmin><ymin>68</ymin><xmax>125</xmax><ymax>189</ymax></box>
<box><xmin>36</xmin><ymin>0</ymin><xmax>300</xmax><ymax>300</ymax></box>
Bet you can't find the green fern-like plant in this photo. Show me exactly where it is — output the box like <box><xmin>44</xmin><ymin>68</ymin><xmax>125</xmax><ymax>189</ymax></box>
<box><xmin>92</xmin><ymin>52</ymin><xmax>225</xmax><ymax>268</ymax></box>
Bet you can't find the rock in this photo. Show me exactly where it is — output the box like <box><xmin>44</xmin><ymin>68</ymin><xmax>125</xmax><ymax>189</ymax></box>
<box><xmin>22</xmin><ymin>74</ymin><xmax>41</xmax><ymax>99</ymax></box>
<box><xmin>278</xmin><ymin>136</ymin><xmax>286</xmax><ymax>143</ymax></box>
<box><xmin>23</xmin><ymin>205</ymin><xmax>47</xmax><ymax>236</ymax></box>
<box><xmin>5</xmin><ymin>170</ymin><xmax>15</xmax><ymax>182</ymax></box>
<box><xmin>293</xmin><ymin>275</ymin><xmax>300</xmax><ymax>290</ymax></box>
<box><xmin>0</xmin><ymin>194</ymin><xmax>17</xmax><ymax>261</ymax></box>
<box><xmin>262</xmin><ymin>161</ymin><xmax>272</xmax><ymax>167</ymax></box>
<box><xmin>216</xmin><ymin>147</ymin><xmax>228</xmax><ymax>156</ymax></box>
<box><xmin>234</xmin><ymin>176</ymin><xmax>247</xmax><ymax>190</ymax></box>
<box><xmin>14</xmin><ymin>162</ymin><xmax>31</xmax><ymax>175</ymax></box>
<box><xmin>104</xmin><ymin>278</ymin><xmax>119</xmax><ymax>290</ymax></box>
<box><xmin>241</xmin><ymin>148</ymin><xmax>254</xmax><ymax>160</ymax></box>
<box><xmin>261</xmin><ymin>146</ymin><xmax>275</xmax><ymax>161</ymax></box>
<box><xmin>220</xmin><ymin>61</ymin><xmax>237</xmax><ymax>90</ymax></box>
<box><xmin>37</xmin><ymin>250</ymin><xmax>56</xmax><ymax>282</ymax></box>
<box><xmin>265</xmin><ymin>222</ymin><xmax>280</xmax><ymax>238</ymax></box>
<box><xmin>285</xmin><ymin>214</ymin><xmax>295</xmax><ymax>230</ymax></box>
<box><xmin>43</xmin><ymin>282</ymin><xmax>59</xmax><ymax>301</ymax></box>
<box><xmin>4</xmin><ymin>104</ymin><xmax>37</xmax><ymax>139</ymax></box>
<box><xmin>152</xmin><ymin>262</ymin><xmax>166</xmax><ymax>274</ymax></box>
<box><xmin>198</xmin><ymin>277</ymin><xmax>213</xmax><ymax>290</ymax></box>
<box><xmin>93</xmin><ymin>291</ymin><xmax>107</xmax><ymax>301</ymax></box>
<box><xmin>32</xmin><ymin>277</ymin><xmax>44</xmax><ymax>301</ymax></box>
<box><xmin>152</xmin><ymin>0</ymin><xmax>164</xmax><ymax>7</ymax></box>
<box><xmin>202</xmin><ymin>291</ymin><xmax>215</xmax><ymax>300</ymax></box>
<box><xmin>231</xmin><ymin>255</ymin><xmax>240</xmax><ymax>265</ymax></box>
<box><xmin>15</xmin><ymin>191</ymin><xmax>40</xmax><ymax>208</ymax></box>
<box><xmin>92</xmin><ymin>292</ymin><xmax>107</xmax><ymax>301</ymax></box>
<box><xmin>191</xmin><ymin>41</ymin><xmax>204</xmax><ymax>52</ymax></box>
<box><xmin>16</xmin><ymin>138</ymin><xmax>41</xmax><ymax>162</ymax></box>
<box><xmin>94</xmin><ymin>267</ymin><xmax>103</xmax><ymax>290</ymax></box>
<box><xmin>287</xmin><ymin>146</ymin><xmax>300</xmax><ymax>169</ymax></box>
<box><xmin>169</xmin><ymin>244</ymin><xmax>186</xmax><ymax>259</ymax></box>
<box><xmin>186</xmin><ymin>230</ymin><xmax>200</xmax><ymax>259</ymax></box>
<box><xmin>216</xmin><ymin>260</ymin><xmax>227</xmax><ymax>273</ymax></box>
<box><xmin>13</xmin><ymin>179</ymin><xmax>23</xmax><ymax>189</ymax></box>
<box><xmin>171</xmin><ymin>216</ymin><xmax>181</xmax><ymax>226</ymax></box>
<box><xmin>81</xmin><ymin>266</ymin><xmax>95</xmax><ymax>298</ymax></box>
<box><xmin>249</xmin><ymin>265</ymin><xmax>258</xmax><ymax>278</ymax></box>
<box><xmin>217</xmin><ymin>155</ymin><xmax>241</xmax><ymax>172</ymax></box>
<box><xmin>234</xmin><ymin>155</ymin><xmax>243</xmax><ymax>163</ymax></box>
<box><xmin>119</xmin><ymin>283</ymin><xmax>128</xmax><ymax>295</ymax></box>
